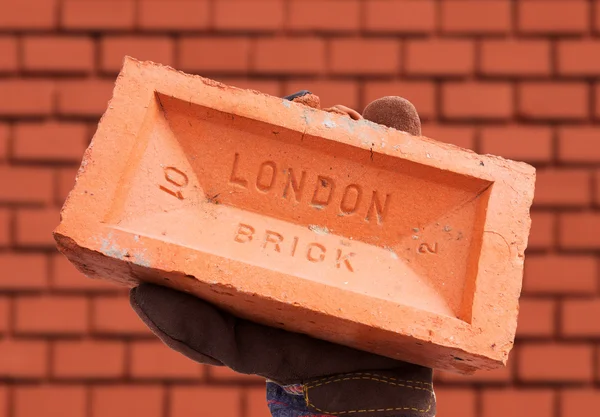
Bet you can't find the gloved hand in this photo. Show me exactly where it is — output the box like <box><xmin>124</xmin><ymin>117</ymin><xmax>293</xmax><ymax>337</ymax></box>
<box><xmin>130</xmin><ymin>92</ymin><xmax>435</xmax><ymax>417</ymax></box>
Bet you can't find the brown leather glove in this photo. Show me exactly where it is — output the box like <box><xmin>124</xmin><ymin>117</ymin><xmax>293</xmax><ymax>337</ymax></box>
<box><xmin>130</xmin><ymin>94</ymin><xmax>434</xmax><ymax>417</ymax></box>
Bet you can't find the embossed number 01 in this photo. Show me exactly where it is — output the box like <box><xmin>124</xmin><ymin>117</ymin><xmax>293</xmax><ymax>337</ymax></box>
<box><xmin>159</xmin><ymin>167</ymin><xmax>188</xmax><ymax>200</ymax></box>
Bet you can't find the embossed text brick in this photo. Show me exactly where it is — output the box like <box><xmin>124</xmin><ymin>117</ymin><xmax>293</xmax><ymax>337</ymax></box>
<box><xmin>54</xmin><ymin>58</ymin><xmax>535</xmax><ymax>374</ymax></box>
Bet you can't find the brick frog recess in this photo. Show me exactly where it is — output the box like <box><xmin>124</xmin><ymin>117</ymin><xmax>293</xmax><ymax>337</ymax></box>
<box><xmin>54</xmin><ymin>57</ymin><xmax>535</xmax><ymax>374</ymax></box>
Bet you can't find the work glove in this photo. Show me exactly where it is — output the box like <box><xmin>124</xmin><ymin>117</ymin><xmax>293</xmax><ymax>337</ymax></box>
<box><xmin>130</xmin><ymin>92</ymin><xmax>435</xmax><ymax>417</ymax></box>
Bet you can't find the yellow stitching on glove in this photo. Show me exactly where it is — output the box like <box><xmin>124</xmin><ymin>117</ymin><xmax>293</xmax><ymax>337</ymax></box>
<box><xmin>303</xmin><ymin>372</ymin><xmax>434</xmax><ymax>415</ymax></box>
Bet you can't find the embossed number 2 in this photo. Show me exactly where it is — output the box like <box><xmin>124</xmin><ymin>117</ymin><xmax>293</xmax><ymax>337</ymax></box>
<box><xmin>159</xmin><ymin>167</ymin><xmax>188</xmax><ymax>200</ymax></box>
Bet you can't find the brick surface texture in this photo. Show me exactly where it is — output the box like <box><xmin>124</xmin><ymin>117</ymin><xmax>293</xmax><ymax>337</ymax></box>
<box><xmin>0</xmin><ymin>1</ymin><xmax>599</xmax><ymax>416</ymax></box>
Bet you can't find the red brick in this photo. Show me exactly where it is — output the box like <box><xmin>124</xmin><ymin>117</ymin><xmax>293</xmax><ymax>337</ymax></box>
<box><xmin>516</xmin><ymin>298</ymin><xmax>555</xmax><ymax>338</ymax></box>
<box><xmin>53</xmin><ymin>340</ymin><xmax>125</xmax><ymax>379</ymax></box>
<box><xmin>518</xmin><ymin>0</ymin><xmax>588</xmax><ymax>34</ymax></box>
<box><xmin>62</xmin><ymin>0</ymin><xmax>135</xmax><ymax>30</ymax></box>
<box><xmin>437</xmin><ymin>363</ymin><xmax>512</xmax><ymax>384</ymax></box>
<box><xmin>254</xmin><ymin>38</ymin><xmax>325</xmax><ymax>74</ymax></box>
<box><xmin>0</xmin><ymin>208</ymin><xmax>9</xmax><ymax>247</ymax></box>
<box><xmin>0</xmin><ymin>254</ymin><xmax>48</xmax><ymax>290</ymax></box>
<box><xmin>23</xmin><ymin>36</ymin><xmax>94</xmax><ymax>74</ymax></box>
<box><xmin>15</xmin><ymin>295</ymin><xmax>88</xmax><ymax>335</ymax></box>
<box><xmin>0</xmin><ymin>386</ymin><xmax>6</xmax><ymax>417</ymax></box>
<box><xmin>421</xmin><ymin>124</ymin><xmax>475</xmax><ymax>150</ymax></box>
<box><xmin>215</xmin><ymin>0</ymin><xmax>284</xmax><ymax>31</ymax></box>
<box><xmin>0</xmin><ymin>297</ymin><xmax>8</xmax><ymax>334</ymax></box>
<box><xmin>560</xmin><ymin>212</ymin><xmax>600</xmax><ymax>249</ymax></box>
<box><xmin>0</xmin><ymin>124</ymin><xmax>8</xmax><ymax>161</ymax></box>
<box><xmin>218</xmin><ymin>79</ymin><xmax>282</xmax><ymax>99</ymax></box>
<box><xmin>209</xmin><ymin>366</ymin><xmax>265</xmax><ymax>383</ymax></box>
<box><xmin>51</xmin><ymin>253</ymin><xmax>118</xmax><ymax>291</ymax></box>
<box><xmin>482</xmin><ymin>389</ymin><xmax>554</xmax><ymax>417</ymax></box>
<box><xmin>247</xmin><ymin>388</ymin><xmax>271</xmax><ymax>417</ymax></box>
<box><xmin>330</xmin><ymin>39</ymin><xmax>400</xmax><ymax>75</ymax></box>
<box><xmin>561</xmin><ymin>389</ymin><xmax>600</xmax><ymax>417</ymax></box>
<box><xmin>406</xmin><ymin>39</ymin><xmax>475</xmax><ymax>76</ymax></box>
<box><xmin>441</xmin><ymin>0</ymin><xmax>511</xmax><ymax>34</ymax></box>
<box><xmin>519</xmin><ymin>82</ymin><xmax>589</xmax><ymax>121</ymax></box>
<box><xmin>596</xmin><ymin>84</ymin><xmax>600</xmax><ymax>119</ymax></box>
<box><xmin>57</xmin><ymin>80</ymin><xmax>114</xmax><ymax>116</ymax></box>
<box><xmin>0</xmin><ymin>36</ymin><xmax>18</xmax><ymax>73</ymax></box>
<box><xmin>518</xmin><ymin>343</ymin><xmax>594</xmax><ymax>382</ymax></box>
<box><xmin>0</xmin><ymin>0</ymin><xmax>57</xmax><ymax>29</ymax></box>
<box><xmin>55</xmin><ymin>58</ymin><xmax>536</xmax><ymax>374</ymax></box>
<box><xmin>285</xmin><ymin>80</ymin><xmax>359</xmax><ymax>110</ymax></box>
<box><xmin>528</xmin><ymin>212</ymin><xmax>555</xmax><ymax>250</ymax></box>
<box><xmin>533</xmin><ymin>169</ymin><xmax>591</xmax><ymax>207</ymax></box>
<box><xmin>170</xmin><ymin>387</ymin><xmax>241</xmax><ymax>417</ymax></box>
<box><xmin>92</xmin><ymin>296</ymin><xmax>151</xmax><ymax>335</ymax></box>
<box><xmin>561</xmin><ymin>299</ymin><xmax>600</xmax><ymax>337</ymax></box>
<box><xmin>558</xmin><ymin>40</ymin><xmax>600</xmax><ymax>75</ymax></box>
<box><xmin>364</xmin><ymin>82</ymin><xmax>436</xmax><ymax>120</ymax></box>
<box><xmin>364</xmin><ymin>0</ymin><xmax>436</xmax><ymax>34</ymax></box>
<box><xmin>434</xmin><ymin>388</ymin><xmax>476</xmax><ymax>417</ymax></box>
<box><xmin>288</xmin><ymin>0</ymin><xmax>359</xmax><ymax>32</ymax></box>
<box><xmin>14</xmin><ymin>386</ymin><xmax>86</xmax><ymax>417</ymax></box>
<box><xmin>91</xmin><ymin>385</ymin><xmax>164</xmax><ymax>417</ymax></box>
<box><xmin>480</xmin><ymin>126</ymin><xmax>553</xmax><ymax>163</ymax></box>
<box><xmin>101</xmin><ymin>37</ymin><xmax>174</xmax><ymax>73</ymax></box>
<box><xmin>519</xmin><ymin>344</ymin><xmax>594</xmax><ymax>382</ymax></box>
<box><xmin>130</xmin><ymin>341</ymin><xmax>205</xmax><ymax>379</ymax></box>
<box><xmin>0</xmin><ymin>80</ymin><xmax>54</xmax><ymax>116</ymax></box>
<box><xmin>481</xmin><ymin>40</ymin><xmax>551</xmax><ymax>77</ymax></box>
<box><xmin>597</xmin><ymin>1</ymin><xmax>600</xmax><ymax>32</ymax></box>
<box><xmin>138</xmin><ymin>0</ymin><xmax>210</xmax><ymax>30</ymax></box>
<box><xmin>442</xmin><ymin>82</ymin><xmax>513</xmax><ymax>120</ymax></box>
<box><xmin>0</xmin><ymin>166</ymin><xmax>53</xmax><ymax>204</ymax></box>
<box><xmin>15</xmin><ymin>207</ymin><xmax>59</xmax><ymax>247</ymax></box>
<box><xmin>0</xmin><ymin>339</ymin><xmax>47</xmax><ymax>378</ymax></box>
<box><xmin>13</xmin><ymin>122</ymin><xmax>87</xmax><ymax>162</ymax></box>
<box><xmin>559</xmin><ymin>127</ymin><xmax>600</xmax><ymax>162</ymax></box>
<box><xmin>179</xmin><ymin>38</ymin><xmax>250</xmax><ymax>73</ymax></box>
<box><xmin>524</xmin><ymin>255</ymin><xmax>597</xmax><ymax>295</ymax></box>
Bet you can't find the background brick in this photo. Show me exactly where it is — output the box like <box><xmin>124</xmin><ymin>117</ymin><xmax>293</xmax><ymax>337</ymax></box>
<box><xmin>365</xmin><ymin>0</ymin><xmax>436</xmax><ymax>34</ymax></box>
<box><xmin>288</xmin><ymin>0</ymin><xmax>360</xmax><ymax>32</ymax></box>
<box><xmin>0</xmin><ymin>340</ymin><xmax>48</xmax><ymax>378</ymax></box>
<box><xmin>441</xmin><ymin>0</ymin><xmax>511</xmax><ymax>34</ymax></box>
<box><xmin>519</xmin><ymin>83</ymin><xmax>589</xmax><ymax>120</ymax></box>
<box><xmin>53</xmin><ymin>340</ymin><xmax>126</xmax><ymax>379</ymax></box>
<box><xmin>170</xmin><ymin>387</ymin><xmax>241</xmax><ymax>417</ymax></box>
<box><xmin>442</xmin><ymin>82</ymin><xmax>513</xmax><ymax>120</ymax></box>
<box><xmin>62</xmin><ymin>0</ymin><xmax>135</xmax><ymax>31</ymax></box>
<box><xmin>91</xmin><ymin>386</ymin><xmax>164</xmax><ymax>417</ymax></box>
<box><xmin>518</xmin><ymin>1</ymin><xmax>589</xmax><ymax>34</ymax></box>
<box><xmin>214</xmin><ymin>0</ymin><xmax>284</xmax><ymax>32</ymax></box>
<box><xmin>523</xmin><ymin>255</ymin><xmax>597</xmax><ymax>295</ymax></box>
<box><xmin>1</xmin><ymin>2</ymin><xmax>600</xmax><ymax>416</ymax></box>
<box><xmin>23</xmin><ymin>36</ymin><xmax>94</xmax><ymax>74</ymax></box>
<box><xmin>14</xmin><ymin>386</ymin><xmax>86</xmax><ymax>417</ymax></box>
<box><xmin>15</xmin><ymin>295</ymin><xmax>88</xmax><ymax>335</ymax></box>
<box><xmin>138</xmin><ymin>0</ymin><xmax>210</xmax><ymax>31</ymax></box>
<box><xmin>481</xmin><ymin>389</ymin><xmax>554</xmax><ymax>417</ymax></box>
<box><xmin>130</xmin><ymin>341</ymin><xmax>205</xmax><ymax>379</ymax></box>
<box><xmin>518</xmin><ymin>344</ymin><xmax>594</xmax><ymax>382</ymax></box>
<box><xmin>0</xmin><ymin>36</ymin><xmax>18</xmax><ymax>73</ymax></box>
<box><xmin>13</xmin><ymin>122</ymin><xmax>87</xmax><ymax>162</ymax></box>
<box><xmin>480</xmin><ymin>40</ymin><xmax>551</xmax><ymax>77</ymax></box>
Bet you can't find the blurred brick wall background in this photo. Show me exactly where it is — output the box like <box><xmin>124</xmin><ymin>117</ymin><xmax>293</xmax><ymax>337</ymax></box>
<box><xmin>1</xmin><ymin>0</ymin><xmax>600</xmax><ymax>416</ymax></box>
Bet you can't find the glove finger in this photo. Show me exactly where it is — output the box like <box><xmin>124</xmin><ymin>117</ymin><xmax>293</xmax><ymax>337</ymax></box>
<box><xmin>130</xmin><ymin>284</ymin><xmax>224</xmax><ymax>366</ymax></box>
<box><xmin>362</xmin><ymin>96</ymin><xmax>421</xmax><ymax>136</ymax></box>
<box><xmin>130</xmin><ymin>283</ymin><xmax>424</xmax><ymax>385</ymax></box>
